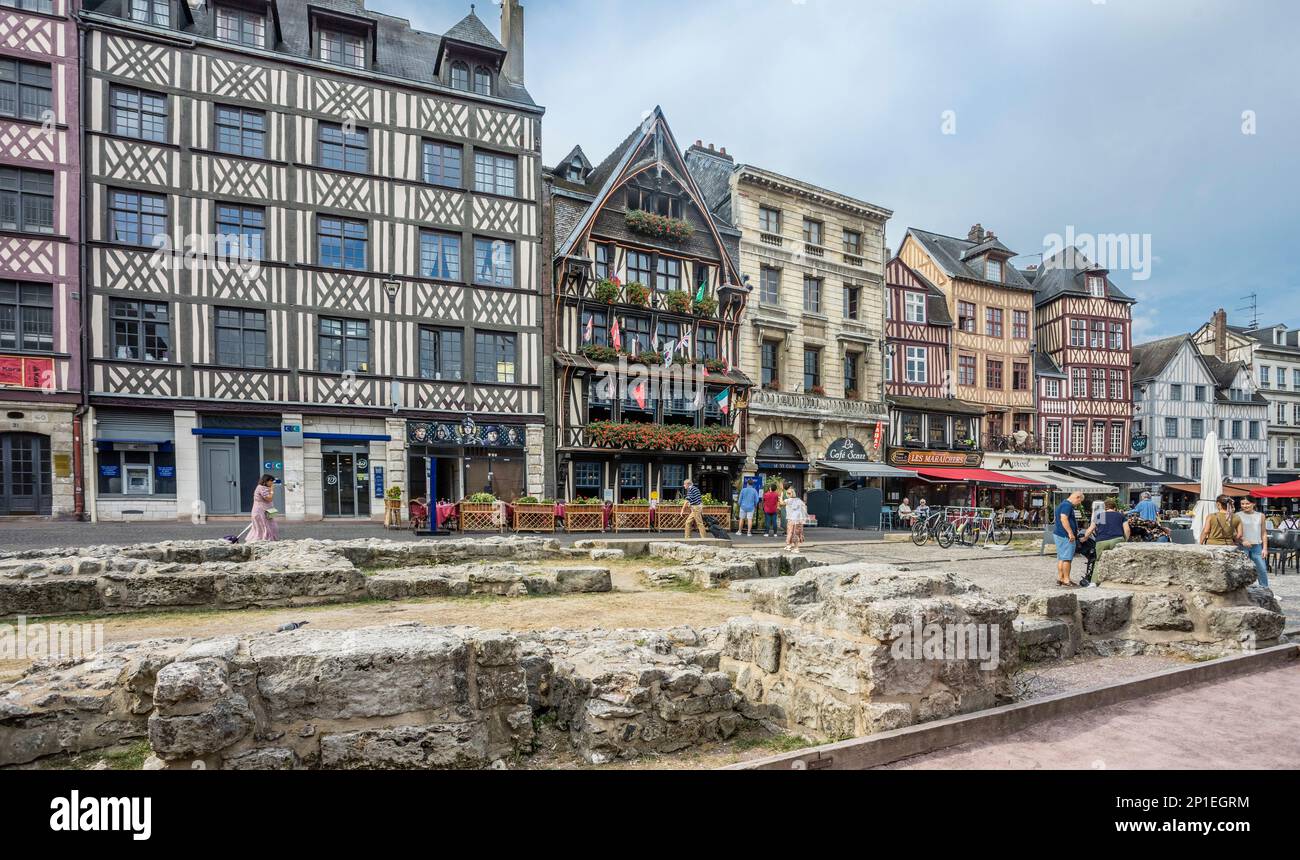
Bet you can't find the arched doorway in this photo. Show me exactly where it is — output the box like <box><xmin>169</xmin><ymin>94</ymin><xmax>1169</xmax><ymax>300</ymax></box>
<box><xmin>0</xmin><ymin>432</ymin><xmax>51</xmax><ymax>515</ymax></box>
<box><xmin>755</xmin><ymin>433</ymin><xmax>807</xmax><ymax>495</ymax></box>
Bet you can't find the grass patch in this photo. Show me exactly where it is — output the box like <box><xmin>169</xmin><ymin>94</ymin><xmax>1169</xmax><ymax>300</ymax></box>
<box><xmin>68</xmin><ymin>740</ymin><xmax>151</xmax><ymax>771</ymax></box>
<box><xmin>730</xmin><ymin>732</ymin><xmax>819</xmax><ymax>753</ymax></box>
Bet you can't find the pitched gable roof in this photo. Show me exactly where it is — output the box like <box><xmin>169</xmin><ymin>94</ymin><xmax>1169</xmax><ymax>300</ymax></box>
<box><xmin>1032</xmin><ymin>247</ymin><xmax>1135</xmax><ymax>307</ymax></box>
<box><xmin>442</xmin><ymin>10</ymin><xmax>504</xmax><ymax>52</ymax></box>
<box><xmin>1131</xmin><ymin>335</ymin><xmax>1192</xmax><ymax>381</ymax></box>
<box><xmin>904</xmin><ymin>227</ymin><xmax>1035</xmax><ymax>291</ymax></box>
<box><xmin>887</xmin><ymin>257</ymin><xmax>952</xmax><ymax>326</ymax></box>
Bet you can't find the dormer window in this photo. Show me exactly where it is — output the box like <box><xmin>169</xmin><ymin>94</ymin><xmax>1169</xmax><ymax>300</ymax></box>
<box><xmin>450</xmin><ymin>61</ymin><xmax>470</xmax><ymax>91</ymax></box>
<box><xmin>319</xmin><ymin>28</ymin><xmax>366</xmax><ymax>69</ymax></box>
<box><xmin>130</xmin><ymin>0</ymin><xmax>170</xmax><ymax>27</ymax></box>
<box><xmin>985</xmin><ymin>258</ymin><xmax>1002</xmax><ymax>282</ymax></box>
<box><xmin>626</xmin><ymin>187</ymin><xmax>682</xmax><ymax>218</ymax></box>
<box><xmin>566</xmin><ymin>157</ymin><xmax>584</xmax><ymax>182</ymax></box>
<box><xmin>1088</xmin><ymin>274</ymin><xmax>1106</xmax><ymax>297</ymax></box>
<box><xmin>473</xmin><ymin>66</ymin><xmax>492</xmax><ymax>96</ymax></box>
<box><xmin>216</xmin><ymin>5</ymin><xmax>267</xmax><ymax>48</ymax></box>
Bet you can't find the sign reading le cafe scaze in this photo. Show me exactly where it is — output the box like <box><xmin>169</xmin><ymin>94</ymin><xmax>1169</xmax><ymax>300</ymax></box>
<box><xmin>825</xmin><ymin>437</ymin><xmax>869</xmax><ymax>462</ymax></box>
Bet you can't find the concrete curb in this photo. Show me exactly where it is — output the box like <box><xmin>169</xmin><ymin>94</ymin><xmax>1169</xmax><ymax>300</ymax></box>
<box><xmin>722</xmin><ymin>642</ymin><xmax>1300</xmax><ymax>771</ymax></box>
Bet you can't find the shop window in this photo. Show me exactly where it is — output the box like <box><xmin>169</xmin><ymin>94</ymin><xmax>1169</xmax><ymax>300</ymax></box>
<box><xmin>97</xmin><ymin>445</ymin><xmax>176</xmax><ymax>496</ymax></box>
<box><xmin>573</xmin><ymin>461</ymin><xmax>602</xmax><ymax>493</ymax></box>
<box><xmin>660</xmin><ymin>463</ymin><xmax>686</xmax><ymax>500</ymax></box>
<box><xmin>619</xmin><ymin>462</ymin><xmax>645</xmax><ymax>501</ymax></box>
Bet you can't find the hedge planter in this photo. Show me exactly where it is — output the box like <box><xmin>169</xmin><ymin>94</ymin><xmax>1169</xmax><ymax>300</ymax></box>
<box><xmin>458</xmin><ymin>502</ymin><xmax>503</xmax><ymax>533</ymax></box>
<box><xmin>563</xmin><ymin>504</ymin><xmax>605</xmax><ymax>533</ymax></box>
<box><xmin>612</xmin><ymin>504</ymin><xmax>652</xmax><ymax>532</ymax></box>
<box><xmin>655</xmin><ymin>507</ymin><xmax>689</xmax><ymax>532</ymax></box>
<box><xmin>512</xmin><ymin>503</ymin><xmax>556</xmax><ymax>533</ymax></box>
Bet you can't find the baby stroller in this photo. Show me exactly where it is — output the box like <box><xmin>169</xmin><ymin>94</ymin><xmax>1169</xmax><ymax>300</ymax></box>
<box><xmin>702</xmin><ymin>514</ymin><xmax>731</xmax><ymax>540</ymax></box>
<box><xmin>1075</xmin><ymin>533</ymin><xmax>1099</xmax><ymax>586</ymax></box>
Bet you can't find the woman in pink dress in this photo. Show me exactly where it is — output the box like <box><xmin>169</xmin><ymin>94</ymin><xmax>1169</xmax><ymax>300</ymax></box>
<box><xmin>249</xmin><ymin>474</ymin><xmax>279</xmax><ymax>542</ymax></box>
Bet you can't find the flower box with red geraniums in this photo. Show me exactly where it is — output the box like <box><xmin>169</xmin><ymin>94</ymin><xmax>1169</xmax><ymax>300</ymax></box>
<box><xmin>625</xmin><ymin>209</ymin><xmax>694</xmax><ymax>242</ymax></box>
<box><xmin>625</xmin><ymin>282</ymin><xmax>650</xmax><ymax>307</ymax></box>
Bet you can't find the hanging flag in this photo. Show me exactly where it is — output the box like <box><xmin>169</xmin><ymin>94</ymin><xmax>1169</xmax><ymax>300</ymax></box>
<box><xmin>694</xmin><ymin>278</ymin><xmax>707</xmax><ymax>304</ymax></box>
<box><xmin>610</xmin><ymin>317</ymin><xmax>622</xmax><ymax>351</ymax></box>
<box><xmin>632</xmin><ymin>380</ymin><xmax>647</xmax><ymax>410</ymax></box>
<box><xmin>677</xmin><ymin>326</ymin><xmax>691</xmax><ymax>359</ymax></box>
<box><xmin>714</xmin><ymin>387</ymin><xmax>731</xmax><ymax>415</ymax></box>
<box><xmin>662</xmin><ymin>342</ymin><xmax>674</xmax><ymax>368</ymax></box>
<box><xmin>583</xmin><ymin>315</ymin><xmax>593</xmax><ymax>343</ymax></box>
<box><xmin>630</xmin><ymin>336</ymin><xmax>640</xmax><ymax>357</ymax></box>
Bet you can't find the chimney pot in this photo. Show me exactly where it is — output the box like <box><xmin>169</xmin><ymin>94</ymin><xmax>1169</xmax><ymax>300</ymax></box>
<box><xmin>500</xmin><ymin>0</ymin><xmax>525</xmax><ymax>86</ymax></box>
<box><xmin>695</xmin><ymin>139</ymin><xmax>702</xmax><ymax>147</ymax></box>
<box><xmin>720</xmin><ymin>146</ymin><xmax>727</xmax><ymax>155</ymax></box>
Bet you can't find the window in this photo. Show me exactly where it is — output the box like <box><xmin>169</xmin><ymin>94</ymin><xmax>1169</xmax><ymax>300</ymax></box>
<box><xmin>0</xmin><ymin>0</ymin><xmax>54</xmax><ymax>11</ymax></box>
<box><xmin>1109</xmin><ymin>322</ymin><xmax>1125</xmax><ymax>350</ymax></box>
<box><xmin>1091</xmin><ymin>320</ymin><xmax>1106</xmax><ymax>349</ymax></box>
<box><xmin>760</xmin><ymin>266</ymin><xmax>780</xmax><ymax>305</ymax></box>
<box><xmin>1012</xmin><ymin>361</ymin><xmax>1028</xmax><ymax>391</ymax></box>
<box><xmin>696</xmin><ymin>325</ymin><xmax>717</xmax><ymax>361</ymax></box>
<box><xmin>1</xmin><ymin>168</ymin><xmax>53</xmax><ymax>235</ymax></box>
<box><xmin>215</xmin><ymin>203</ymin><xmax>265</xmax><ymax>260</ymax></box>
<box><xmin>1045</xmin><ymin>378</ymin><xmax>1060</xmax><ymax>398</ymax></box>
<box><xmin>1110</xmin><ymin>423</ymin><xmax>1124</xmax><ymax>454</ymax></box>
<box><xmin>803</xmin><ymin>276</ymin><xmax>822</xmax><ymax>313</ymax></box>
<box><xmin>758</xmin><ymin>206</ymin><xmax>781</xmax><ymax>234</ymax></box>
<box><xmin>1092</xmin><ymin>369</ymin><xmax>1106</xmax><ymax>399</ymax></box>
<box><xmin>1170</xmin><ymin>383</ymin><xmax>1182</xmax><ymax>401</ymax></box>
<box><xmin>473</xmin><ymin>237</ymin><xmax>514</xmax><ymax>287</ymax></box>
<box><xmin>1109</xmin><ymin>369</ymin><xmax>1124</xmax><ymax>400</ymax></box>
<box><xmin>1191</xmin><ymin>457</ymin><xmax>1202</xmax><ymax>479</ymax></box>
<box><xmin>957</xmin><ymin>301</ymin><xmax>975</xmax><ymax>333</ymax></box>
<box><xmin>473</xmin><ymin>66</ymin><xmax>492</xmax><ymax>96</ymax></box>
<box><xmin>475</xmin><ymin>332</ymin><xmax>516</xmax><ymax>383</ymax></box>
<box><xmin>112</xmin><ymin>86</ymin><xmax>171</xmax><ymax>143</ymax></box>
<box><xmin>1088</xmin><ymin>274</ymin><xmax>1106</xmax><ymax>297</ymax></box>
<box><xmin>449</xmin><ymin>61</ymin><xmax>469</xmax><ymax>92</ymax></box>
<box><xmin>904</xmin><ymin>291</ymin><xmax>926</xmax><ymax>323</ymax></box>
<box><xmin>0</xmin><ymin>59</ymin><xmax>51</xmax><ymax>122</ymax></box>
<box><xmin>1045</xmin><ymin>422</ymin><xmax>1062</xmax><ymax>454</ymax></box>
<box><xmin>624</xmin><ymin>187</ymin><xmax>682</xmax><ymax>218</ymax></box>
<box><xmin>984</xmin><ymin>307</ymin><xmax>1002</xmax><ymax>337</ymax></box>
<box><xmin>905</xmin><ymin>346</ymin><xmax>927</xmax><ymax>383</ymax></box>
<box><xmin>317</xmin><ymin>217</ymin><xmax>367</xmax><ymax>270</ymax></box>
<box><xmin>214</xmin><ymin>308</ymin><xmax>267</xmax><ymax>368</ymax></box>
<box><xmin>1249</xmin><ymin>458</ymin><xmax>1260</xmax><ymax>479</ymax></box>
<box><xmin>957</xmin><ymin>355</ymin><xmax>976</xmax><ymax>386</ymax></box>
<box><xmin>318</xmin><ymin>318</ymin><xmax>368</xmax><ymax>373</ymax></box>
<box><xmin>761</xmin><ymin>340</ymin><xmax>779</xmax><ymax>386</ymax></box>
<box><xmin>473</xmin><ymin>151</ymin><xmax>516</xmax><ymax>196</ymax></box>
<box><xmin>1069</xmin><ymin>319</ymin><xmax>1087</xmax><ymax>347</ymax></box>
<box><xmin>593</xmin><ymin>244</ymin><xmax>612</xmax><ymax>281</ymax></box>
<box><xmin>986</xmin><ymin>359</ymin><xmax>1003</xmax><ymax>389</ymax></box>
<box><xmin>844</xmin><ymin>352</ymin><xmax>859</xmax><ymax>393</ymax></box>
<box><xmin>619</xmin><ymin>462</ymin><xmax>644</xmax><ymax>499</ymax></box>
<box><xmin>1279</xmin><ymin>402</ymin><xmax>1287</xmax><ymax>425</ymax></box>
<box><xmin>1092</xmin><ymin>422</ymin><xmax>1105</xmax><ymax>454</ymax></box>
<box><xmin>418</xmin><ymin>327</ymin><xmax>462</xmax><ymax>381</ymax></box>
<box><xmin>1194</xmin><ymin>384</ymin><xmax>1206</xmax><ymax>401</ymax></box>
<box><xmin>419</xmin><ymin>230</ymin><xmax>461</xmax><ymax>281</ymax></box>
<box><xmin>1164</xmin><ymin>417</ymin><xmax>1178</xmax><ymax>437</ymax></box>
<box><xmin>1071</xmin><ymin>368</ymin><xmax>1087</xmax><ymax>398</ymax></box>
<box><xmin>627</xmin><ymin>251</ymin><xmax>652</xmax><ymax>288</ymax></box>
<box><xmin>656</xmin><ymin>319</ymin><xmax>680</xmax><ymax>355</ymax></box>
<box><xmin>319</xmin><ymin>28</ymin><xmax>365</xmax><ymax>68</ymax></box>
<box><xmin>1168</xmin><ymin>457</ymin><xmax>1181</xmax><ymax>476</ymax></box>
<box><xmin>0</xmin><ymin>281</ymin><xmax>53</xmax><ymax>352</ymax></box>
<box><xmin>1012</xmin><ymin>310</ymin><xmax>1028</xmax><ymax>340</ymax></box>
<box><xmin>844</xmin><ymin>285</ymin><xmax>860</xmax><ymax>320</ymax></box>
<box><xmin>99</xmin><ymin>448</ymin><xmax>175</xmax><ymax>496</ymax></box>
<box><xmin>583</xmin><ymin>307</ymin><xmax>608</xmax><ymax>347</ymax></box>
<box><xmin>655</xmin><ymin>257</ymin><xmax>681</xmax><ymax>293</ymax></box>
<box><xmin>574</xmin><ymin>461</ymin><xmax>602</xmax><ymax>491</ymax></box>
<box><xmin>215</xmin><ymin>5</ymin><xmax>266</xmax><ymax>47</ymax></box>
<box><xmin>108</xmin><ymin>188</ymin><xmax>165</xmax><ymax>246</ymax></box>
<box><xmin>1249</xmin><ymin>420</ymin><xmax>1260</xmax><ymax>440</ymax></box>
<box><xmin>803</xmin><ymin>347</ymin><xmax>821</xmax><ymax>391</ymax></box>
<box><xmin>843</xmin><ymin>229</ymin><xmax>862</xmax><ymax>256</ymax></box>
<box><xmin>1231</xmin><ymin>458</ymin><xmax>1243</xmax><ymax>479</ymax></box>
<box><xmin>1190</xmin><ymin>418</ymin><xmax>1205</xmax><ymax>438</ymax></box>
<box><xmin>802</xmin><ymin>218</ymin><xmax>823</xmax><ymax>246</ymax></box>
<box><xmin>1231</xmin><ymin>420</ymin><xmax>1242</xmax><ymax>439</ymax></box>
<box><xmin>984</xmin><ymin>258</ymin><xmax>1002</xmax><ymax>282</ymax></box>
<box><xmin>422</xmin><ymin>141</ymin><xmax>462</xmax><ymax>188</ymax></box>
<box><xmin>318</xmin><ymin>122</ymin><xmax>368</xmax><ymax>172</ymax></box>
<box><xmin>1259</xmin><ymin>366</ymin><xmax>1270</xmax><ymax>387</ymax></box>
<box><xmin>214</xmin><ymin>105</ymin><xmax>265</xmax><ymax>157</ymax></box>
<box><xmin>129</xmin><ymin>0</ymin><xmax>169</xmax><ymax>26</ymax></box>
<box><xmin>111</xmin><ymin>299</ymin><xmax>170</xmax><ymax>361</ymax></box>
<box><xmin>1070</xmin><ymin>422</ymin><xmax>1085</xmax><ymax>454</ymax></box>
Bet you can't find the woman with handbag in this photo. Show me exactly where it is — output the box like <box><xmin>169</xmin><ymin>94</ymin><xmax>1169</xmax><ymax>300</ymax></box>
<box><xmin>249</xmin><ymin>473</ymin><xmax>280</xmax><ymax>542</ymax></box>
<box><xmin>1198</xmin><ymin>495</ymin><xmax>1239</xmax><ymax>547</ymax></box>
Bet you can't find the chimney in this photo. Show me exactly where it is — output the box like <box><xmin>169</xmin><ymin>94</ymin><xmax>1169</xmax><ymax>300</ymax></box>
<box><xmin>967</xmin><ymin>223</ymin><xmax>985</xmax><ymax>243</ymax></box>
<box><xmin>1212</xmin><ymin>308</ymin><xmax>1228</xmax><ymax>360</ymax></box>
<box><xmin>501</xmin><ymin>0</ymin><xmax>525</xmax><ymax>86</ymax></box>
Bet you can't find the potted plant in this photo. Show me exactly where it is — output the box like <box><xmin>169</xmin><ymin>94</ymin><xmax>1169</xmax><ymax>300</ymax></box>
<box><xmin>810</xmin><ymin>384</ymin><xmax>827</xmax><ymax>396</ymax></box>
<box><xmin>692</xmin><ymin>296</ymin><xmax>718</xmax><ymax>318</ymax></box>
<box><xmin>844</xmin><ymin>388</ymin><xmax>860</xmax><ymax>401</ymax></box>
<box><xmin>638</xmin><ymin>349</ymin><xmax>663</xmax><ymax>365</ymax></box>
<box><xmin>459</xmin><ymin>492</ymin><xmax>501</xmax><ymax>532</ymax></box>
<box><xmin>613</xmin><ymin>496</ymin><xmax>652</xmax><ymax>532</ymax></box>
<box><xmin>580</xmin><ymin>343</ymin><xmax>618</xmax><ymax>363</ymax></box>
<box><xmin>592</xmin><ymin>278</ymin><xmax>620</xmax><ymax>304</ymax></box>
<box><xmin>663</xmin><ymin>289</ymin><xmax>693</xmax><ymax>314</ymax></box>
<box><xmin>625</xmin><ymin>281</ymin><xmax>650</xmax><ymax>307</ymax></box>
<box><xmin>625</xmin><ymin>209</ymin><xmax>694</xmax><ymax>242</ymax></box>
<box><xmin>705</xmin><ymin>357</ymin><xmax>727</xmax><ymax>374</ymax></box>
<box><xmin>563</xmin><ymin>495</ymin><xmax>605</xmax><ymax>532</ymax></box>
<box><xmin>513</xmin><ymin>496</ymin><xmax>557</xmax><ymax>532</ymax></box>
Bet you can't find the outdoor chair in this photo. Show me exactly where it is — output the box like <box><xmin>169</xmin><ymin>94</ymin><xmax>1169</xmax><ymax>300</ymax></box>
<box><xmin>879</xmin><ymin>506</ymin><xmax>895</xmax><ymax>531</ymax></box>
<box><xmin>1267</xmin><ymin>530</ymin><xmax>1298</xmax><ymax>575</ymax></box>
<box><xmin>1170</xmin><ymin>528</ymin><xmax>1196</xmax><ymax>545</ymax></box>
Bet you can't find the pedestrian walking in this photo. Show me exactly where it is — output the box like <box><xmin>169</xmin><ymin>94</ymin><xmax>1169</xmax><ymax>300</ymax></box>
<box><xmin>1199</xmin><ymin>495</ymin><xmax>1240</xmax><ymax>546</ymax></box>
<box><xmin>1237</xmin><ymin>497</ymin><xmax>1270</xmax><ymax>588</ymax></box>
<box><xmin>737</xmin><ymin>479</ymin><xmax>759</xmax><ymax>536</ymax></box>
<box><xmin>1053</xmin><ymin>490</ymin><xmax>1084</xmax><ymax>587</ymax></box>
<box><xmin>249</xmin><ymin>474</ymin><xmax>280</xmax><ymax>542</ymax></box>
<box><xmin>681</xmin><ymin>478</ymin><xmax>707</xmax><ymax>540</ymax></box>
<box><xmin>761</xmin><ymin>483</ymin><xmax>781</xmax><ymax>536</ymax></box>
<box><xmin>784</xmin><ymin>488</ymin><xmax>807</xmax><ymax>551</ymax></box>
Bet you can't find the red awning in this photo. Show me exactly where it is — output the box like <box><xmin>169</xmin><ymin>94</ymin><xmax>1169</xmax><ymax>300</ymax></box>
<box><xmin>1251</xmin><ymin>480</ymin><xmax>1300</xmax><ymax>498</ymax></box>
<box><xmin>911</xmin><ymin>467</ymin><xmax>1049</xmax><ymax>487</ymax></box>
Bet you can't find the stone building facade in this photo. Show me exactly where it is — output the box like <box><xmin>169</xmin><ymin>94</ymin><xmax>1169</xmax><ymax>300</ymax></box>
<box><xmin>0</xmin><ymin>0</ymin><xmax>81</xmax><ymax>518</ymax></box>
<box><xmin>80</xmin><ymin>0</ymin><xmax>545</xmax><ymax>521</ymax></box>
<box><xmin>686</xmin><ymin>152</ymin><xmax>891</xmax><ymax>493</ymax></box>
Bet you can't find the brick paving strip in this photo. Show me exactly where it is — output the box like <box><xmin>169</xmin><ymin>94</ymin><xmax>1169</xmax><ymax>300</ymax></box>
<box><xmin>725</xmin><ymin>643</ymin><xmax>1300</xmax><ymax>770</ymax></box>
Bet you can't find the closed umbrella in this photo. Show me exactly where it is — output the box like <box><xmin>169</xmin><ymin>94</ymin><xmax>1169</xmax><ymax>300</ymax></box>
<box><xmin>1191</xmin><ymin>431</ymin><xmax>1223</xmax><ymax>539</ymax></box>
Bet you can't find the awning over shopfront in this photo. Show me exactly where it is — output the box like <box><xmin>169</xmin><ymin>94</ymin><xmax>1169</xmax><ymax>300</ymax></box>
<box><xmin>1051</xmin><ymin>461</ymin><xmax>1185</xmax><ymax>486</ymax></box>
<box><xmin>817</xmin><ymin>461</ymin><xmax>917</xmax><ymax>478</ymax></box>
<box><xmin>1162</xmin><ymin>482</ymin><xmax>1258</xmax><ymax>499</ymax></box>
<box><xmin>1241</xmin><ymin>480</ymin><xmax>1300</xmax><ymax>499</ymax></box>
<box><xmin>1018</xmin><ymin>470</ymin><xmax>1117</xmax><ymax>495</ymax></box>
<box><xmin>911</xmin><ymin>468</ymin><xmax>1048</xmax><ymax>487</ymax></box>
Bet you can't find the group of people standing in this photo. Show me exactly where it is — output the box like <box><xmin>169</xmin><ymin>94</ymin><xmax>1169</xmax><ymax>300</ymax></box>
<box><xmin>734</xmin><ymin>480</ymin><xmax>806</xmax><ymax>550</ymax></box>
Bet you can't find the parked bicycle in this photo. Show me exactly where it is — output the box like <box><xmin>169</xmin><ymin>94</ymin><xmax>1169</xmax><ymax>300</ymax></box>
<box><xmin>911</xmin><ymin>508</ymin><xmax>956</xmax><ymax>548</ymax></box>
<box><xmin>955</xmin><ymin>510</ymin><xmax>1012</xmax><ymax>547</ymax></box>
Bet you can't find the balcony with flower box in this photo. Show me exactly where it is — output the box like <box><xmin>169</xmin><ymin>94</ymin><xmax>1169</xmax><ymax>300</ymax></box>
<box><xmin>748</xmin><ymin>386</ymin><xmax>887</xmax><ymax>426</ymax></box>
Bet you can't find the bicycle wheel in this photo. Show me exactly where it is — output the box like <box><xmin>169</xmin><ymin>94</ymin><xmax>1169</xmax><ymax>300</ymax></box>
<box><xmin>936</xmin><ymin>521</ymin><xmax>956</xmax><ymax>549</ymax></box>
<box><xmin>911</xmin><ymin>521</ymin><xmax>929</xmax><ymax>546</ymax></box>
<box><xmin>957</xmin><ymin>521</ymin><xmax>977</xmax><ymax>547</ymax></box>
<box><xmin>991</xmin><ymin>523</ymin><xmax>1013</xmax><ymax>545</ymax></box>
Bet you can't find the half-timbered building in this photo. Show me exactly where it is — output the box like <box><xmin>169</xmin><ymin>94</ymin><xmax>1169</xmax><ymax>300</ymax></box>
<box><xmin>1026</xmin><ymin>247</ymin><xmax>1135</xmax><ymax>460</ymax></box>
<box><xmin>544</xmin><ymin>109</ymin><xmax>751</xmax><ymax>504</ymax></box>
<box><xmin>80</xmin><ymin>0</ymin><xmax>545</xmax><ymax>521</ymax></box>
<box><xmin>685</xmin><ymin>150</ymin><xmax>892</xmax><ymax>494</ymax></box>
<box><xmin>897</xmin><ymin>224</ymin><xmax>1037</xmax><ymax>448</ymax></box>
<box><xmin>0</xmin><ymin>0</ymin><xmax>80</xmax><ymax>518</ymax></box>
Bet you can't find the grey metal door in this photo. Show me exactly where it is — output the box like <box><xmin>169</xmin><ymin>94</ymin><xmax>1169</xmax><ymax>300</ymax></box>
<box><xmin>203</xmin><ymin>443</ymin><xmax>240</xmax><ymax>515</ymax></box>
<box><xmin>0</xmin><ymin>433</ymin><xmax>51</xmax><ymax>515</ymax></box>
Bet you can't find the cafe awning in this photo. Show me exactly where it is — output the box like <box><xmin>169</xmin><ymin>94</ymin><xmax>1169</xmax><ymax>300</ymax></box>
<box><xmin>911</xmin><ymin>468</ymin><xmax>1049</xmax><ymax>488</ymax></box>
<box><xmin>1020</xmin><ymin>470</ymin><xmax>1118</xmax><ymax>495</ymax></box>
<box><xmin>817</xmin><ymin>461</ymin><xmax>917</xmax><ymax>478</ymax></box>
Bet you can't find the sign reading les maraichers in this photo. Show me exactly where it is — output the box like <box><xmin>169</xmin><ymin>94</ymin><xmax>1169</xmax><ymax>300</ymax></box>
<box><xmin>889</xmin><ymin>449</ymin><xmax>982</xmax><ymax>467</ymax></box>
<box><xmin>825</xmin><ymin>437</ymin><xmax>869</xmax><ymax>462</ymax></box>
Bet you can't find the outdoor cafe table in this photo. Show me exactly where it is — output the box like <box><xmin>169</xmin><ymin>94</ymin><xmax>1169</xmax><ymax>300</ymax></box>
<box><xmin>435</xmin><ymin>502</ymin><xmax>458</xmax><ymax>527</ymax></box>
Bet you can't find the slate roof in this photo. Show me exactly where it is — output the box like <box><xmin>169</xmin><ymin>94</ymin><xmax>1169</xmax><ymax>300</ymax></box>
<box><xmin>682</xmin><ymin>146</ymin><xmax>736</xmax><ymax>225</ymax></box>
<box><xmin>904</xmin><ymin>228</ymin><xmax>1036</xmax><ymax>291</ymax></box>
<box><xmin>886</xmin><ymin>395</ymin><xmax>986</xmax><ymax>416</ymax></box>
<box><xmin>899</xmin><ymin>263</ymin><xmax>953</xmax><ymax>327</ymax></box>
<box><xmin>1035</xmin><ymin>351</ymin><xmax>1066</xmax><ymax>377</ymax></box>
<box><xmin>1031</xmin><ymin>247</ymin><xmax>1135</xmax><ymax>307</ymax></box>
<box><xmin>1131</xmin><ymin>335</ymin><xmax>1189</xmax><ymax>381</ymax></box>
<box><xmin>82</xmin><ymin>0</ymin><xmax>536</xmax><ymax>106</ymax></box>
<box><xmin>1202</xmin><ymin>355</ymin><xmax>1269</xmax><ymax>404</ymax></box>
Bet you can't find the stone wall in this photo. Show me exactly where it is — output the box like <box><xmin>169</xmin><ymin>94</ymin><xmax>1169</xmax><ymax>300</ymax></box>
<box><xmin>642</xmin><ymin>541</ymin><xmax>821</xmax><ymax>588</ymax></box>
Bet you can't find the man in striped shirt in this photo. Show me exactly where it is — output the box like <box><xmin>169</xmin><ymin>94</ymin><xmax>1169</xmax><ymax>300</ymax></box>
<box><xmin>681</xmin><ymin>478</ymin><xmax>706</xmax><ymax>539</ymax></box>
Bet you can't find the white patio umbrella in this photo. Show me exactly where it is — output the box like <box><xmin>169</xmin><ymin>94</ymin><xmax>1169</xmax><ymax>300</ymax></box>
<box><xmin>1191</xmin><ymin>430</ymin><xmax>1224</xmax><ymax>539</ymax></box>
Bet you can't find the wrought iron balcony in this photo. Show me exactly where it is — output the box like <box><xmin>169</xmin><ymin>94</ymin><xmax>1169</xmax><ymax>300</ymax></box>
<box><xmin>749</xmin><ymin>387</ymin><xmax>887</xmax><ymax>422</ymax></box>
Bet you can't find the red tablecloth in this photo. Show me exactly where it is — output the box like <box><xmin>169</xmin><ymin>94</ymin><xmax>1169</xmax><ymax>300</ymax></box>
<box><xmin>435</xmin><ymin>502</ymin><xmax>458</xmax><ymax>527</ymax></box>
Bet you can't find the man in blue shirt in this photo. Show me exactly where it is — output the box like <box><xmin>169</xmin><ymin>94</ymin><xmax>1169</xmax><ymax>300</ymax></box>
<box><xmin>1134</xmin><ymin>492</ymin><xmax>1159</xmax><ymax>522</ymax></box>
<box><xmin>681</xmin><ymin>478</ymin><xmax>706</xmax><ymax>539</ymax></box>
<box><xmin>737</xmin><ymin>479</ymin><xmax>760</xmax><ymax>537</ymax></box>
<box><xmin>1053</xmin><ymin>490</ymin><xmax>1084</xmax><ymax>586</ymax></box>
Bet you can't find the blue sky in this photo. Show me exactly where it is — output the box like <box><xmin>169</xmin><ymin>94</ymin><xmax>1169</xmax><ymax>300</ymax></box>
<box><xmin>384</xmin><ymin>0</ymin><xmax>1298</xmax><ymax>343</ymax></box>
